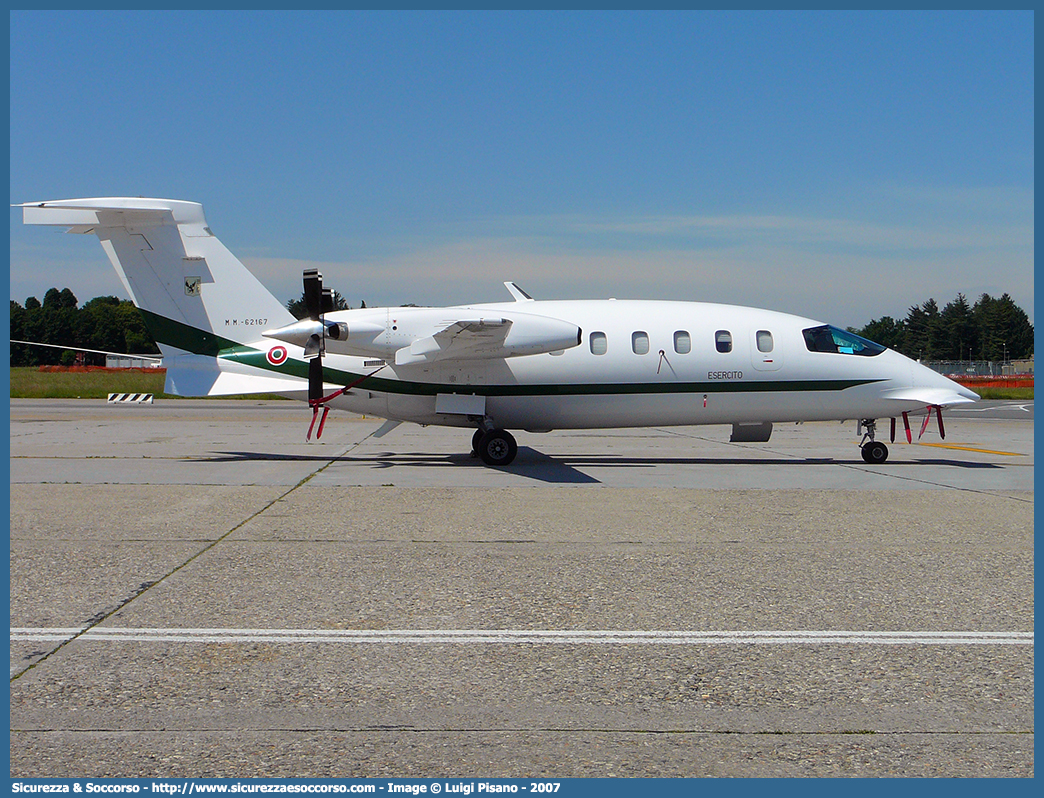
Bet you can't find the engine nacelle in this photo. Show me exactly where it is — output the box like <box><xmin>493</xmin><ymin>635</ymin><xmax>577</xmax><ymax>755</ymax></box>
<box><xmin>326</xmin><ymin>322</ymin><xmax>349</xmax><ymax>340</ymax></box>
<box><xmin>261</xmin><ymin>318</ymin><xmax>383</xmax><ymax>350</ymax></box>
<box><xmin>264</xmin><ymin>307</ymin><xmax>582</xmax><ymax>366</ymax></box>
<box><xmin>498</xmin><ymin>315</ymin><xmax>582</xmax><ymax>357</ymax></box>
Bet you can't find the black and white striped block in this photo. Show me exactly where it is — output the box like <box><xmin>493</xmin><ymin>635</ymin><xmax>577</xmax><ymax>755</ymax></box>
<box><xmin>106</xmin><ymin>393</ymin><xmax>154</xmax><ymax>405</ymax></box>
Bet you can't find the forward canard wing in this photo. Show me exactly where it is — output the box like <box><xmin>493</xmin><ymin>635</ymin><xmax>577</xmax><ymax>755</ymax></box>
<box><xmin>882</xmin><ymin>382</ymin><xmax>980</xmax><ymax>444</ymax></box>
<box><xmin>882</xmin><ymin>386</ymin><xmax>980</xmax><ymax>407</ymax></box>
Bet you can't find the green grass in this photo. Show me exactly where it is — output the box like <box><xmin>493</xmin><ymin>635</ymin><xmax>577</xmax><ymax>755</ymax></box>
<box><xmin>8</xmin><ymin>368</ymin><xmax>290</xmax><ymax>400</ymax></box>
<box><xmin>973</xmin><ymin>386</ymin><xmax>1034</xmax><ymax>400</ymax></box>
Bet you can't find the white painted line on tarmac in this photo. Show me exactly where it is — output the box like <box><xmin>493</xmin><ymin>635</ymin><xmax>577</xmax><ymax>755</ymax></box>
<box><xmin>11</xmin><ymin>628</ymin><xmax>1033</xmax><ymax>646</ymax></box>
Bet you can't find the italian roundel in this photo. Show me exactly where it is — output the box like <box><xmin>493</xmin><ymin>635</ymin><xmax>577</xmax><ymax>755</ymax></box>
<box><xmin>266</xmin><ymin>346</ymin><xmax>288</xmax><ymax>366</ymax></box>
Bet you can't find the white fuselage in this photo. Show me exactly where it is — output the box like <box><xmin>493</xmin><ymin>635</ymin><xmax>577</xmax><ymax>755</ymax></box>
<box><xmin>18</xmin><ymin>197</ymin><xmax>978</xmax><ymax>443</ymax></box>
<box><xmin>278</xmin><ymin>299</ymin><xmax>974</xmax><ymax>431</ymax></box>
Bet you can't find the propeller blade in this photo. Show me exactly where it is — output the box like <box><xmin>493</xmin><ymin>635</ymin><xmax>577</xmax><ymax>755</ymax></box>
<box><xmin>303</xmin><ymin>269</ymin><xmax>323</xmax><ymax>320</ymax></box>
<box><xmin>936</xmin><ymin>406</ymin><xmax>945</xmax><ymax>439</ymax></box>
<box><xmin>321</xmin><ymin>287</ymin><xmax>335</xmax><ymax>315</ymax></box>
<box><xmin>308</xmin><ymin>356</ymin><xmax>323</xmax><ymax>404</ymax></box>
<box><xmin>890</xmin><ymin>417</ymin><xmax>896</xmax><ymax>443</ymax></box>
<box><xmin>902</xmin><ymin>411</ymin><xmax>912</xmax><ymax>444</ymax></box>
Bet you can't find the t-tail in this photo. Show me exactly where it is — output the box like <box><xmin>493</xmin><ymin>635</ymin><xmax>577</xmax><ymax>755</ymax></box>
<box><xmin>18</xmin><ymin>198</ymin><xmax>304</xmax><ymax>397</ymax></box>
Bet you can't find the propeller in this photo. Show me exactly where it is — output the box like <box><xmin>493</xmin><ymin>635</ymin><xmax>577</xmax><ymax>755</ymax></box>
<box><xmin>299</xmin><ymin>269</ymin><xmax>387</xmax><ymax>441</ymax></box>
<box><xmin>303</xmin><ymin>269</ymin><xmax>333</xmax><ymax>439</ymax></box>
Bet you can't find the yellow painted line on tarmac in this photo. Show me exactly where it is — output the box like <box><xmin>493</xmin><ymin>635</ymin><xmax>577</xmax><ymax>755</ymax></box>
<box><xmin>913</xmin><ymin>442</ymin><xmax>1025</xmax><ymax>456</ymax></box>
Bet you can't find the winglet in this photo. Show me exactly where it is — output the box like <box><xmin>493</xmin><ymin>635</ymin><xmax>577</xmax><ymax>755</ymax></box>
<box><xmin>504</xmin><ymin>282</ymin><xmax>534</xmax><ymax>302</ymax></box>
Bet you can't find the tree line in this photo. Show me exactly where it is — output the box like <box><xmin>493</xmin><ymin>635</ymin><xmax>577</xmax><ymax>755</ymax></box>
<box><xmin>9</xmin><ymin>287</ymin><xmax>365</xmax><ymax>366</ymax></box>
<box><xmin>10</xmin><ymin>286</ymin><xmax>1033</xmax><ymax>367</ymax></box>
<box><xmin>10</xmin><ymin>289</ymin><xmax>158</xmax><ymax>366</ymax></box>
<box><xmin>850</xmin><ymin>293</ymin><xmax>1033</xmax><ymax>362</ymax></box>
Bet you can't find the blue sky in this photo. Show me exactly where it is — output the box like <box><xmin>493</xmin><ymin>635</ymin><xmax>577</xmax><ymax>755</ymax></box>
<box><xmin>9</xmin><ymin>10</ymin><xmax>1034</xmax><ymax>326</ymax></box>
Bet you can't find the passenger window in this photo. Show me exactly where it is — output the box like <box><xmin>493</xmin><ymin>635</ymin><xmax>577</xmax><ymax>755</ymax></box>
<box><xmin>632</xmin><ymin>331</ymin><xmax>649</xmax><ymax>355</ymax></box>
<box><xmin>674</xmin><ymin>330</ymin><xmax>691</xmax><ymax>354</ymax></box>
<box><xmin>590</xmin><ymin>331</ymin><xmax>607</xmax><ymax>356</ymax></box>
<box><xmin>715</xmin><ymin>330</ymin><xmax>733</xmax><ymax>353</ymax></box>
<box><xmin>756</xmin><ymin>330</ymin><xmax>774</xmax><ymax>353</ymax></box>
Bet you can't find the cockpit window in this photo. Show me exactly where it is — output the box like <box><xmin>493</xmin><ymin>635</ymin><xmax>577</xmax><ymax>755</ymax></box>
<box><xmin>802</xmin><ymin>325</ymin><xmax>886</xmax><ymax>357</ymax></box>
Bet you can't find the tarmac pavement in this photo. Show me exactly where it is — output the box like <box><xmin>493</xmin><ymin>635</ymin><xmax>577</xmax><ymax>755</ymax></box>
<box><xmin>8</xmin><ymin>399</ymin><xmax>1034</xmax><ymax>778</ymax></box>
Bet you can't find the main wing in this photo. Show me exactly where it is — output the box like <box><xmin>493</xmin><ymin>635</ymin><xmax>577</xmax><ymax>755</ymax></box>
<box><xmin>390</xmin><ymin>307</ymin><xmax>582</xmax><ymax>366</ymax></box>
<box><xmin>263</xmin><ymin>304</ymin><xmax>583</xmax><ymax>366</ymax></box>
<box><xmin>392</xmin><ymin>319</ymin><xmax>519</xmax><ymax>365</ymax></box>
<box><xmin>395</xmin><ymin>318</ymin><xmax>513</xmax><ymax>365</ymax></box>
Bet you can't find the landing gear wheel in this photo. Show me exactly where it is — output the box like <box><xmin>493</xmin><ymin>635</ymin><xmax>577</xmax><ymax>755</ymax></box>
<box><xmin>861</xmin><ymin>441</ymin><xmax>889</xmax><ymax>464</ymax></box>
<box><xmin>471</xmin><ymin>428</ymin><xmax>485</xmax><ymax>455</ymax></box>
<box><xmin>477</xmin><ymin>429</ymin><xmax>518</xmax><ymax>466</ymax></box>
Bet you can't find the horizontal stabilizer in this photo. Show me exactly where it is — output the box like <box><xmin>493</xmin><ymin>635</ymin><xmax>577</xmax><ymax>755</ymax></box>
<box><xmin>18</xmin><ymin>198</ymin><xmax>207</xmax><ymax>232</ymax></box>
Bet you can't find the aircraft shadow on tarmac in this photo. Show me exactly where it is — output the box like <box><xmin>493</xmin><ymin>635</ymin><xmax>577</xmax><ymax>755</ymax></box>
<box><xmin>200</xmin><ymin>447</ymin><xmax>1000</xmax><ymax>485</ymax></box>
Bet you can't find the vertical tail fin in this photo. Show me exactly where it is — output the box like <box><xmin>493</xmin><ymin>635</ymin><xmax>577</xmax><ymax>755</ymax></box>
<box><xmin>19</xmin><ymin>197</ymin><xmax>294</xmax><ymax>353</ymax></box>
<box><xmin>20</xmin><ymin>198</ymin><xmax>301</xmax><ymax>396</ymax></box>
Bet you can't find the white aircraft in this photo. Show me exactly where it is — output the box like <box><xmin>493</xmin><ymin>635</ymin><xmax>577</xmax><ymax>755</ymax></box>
<box><xmin>18</xmin><ymin>197</ymin><xmax>978</xmax><ymax>466</ymax></box>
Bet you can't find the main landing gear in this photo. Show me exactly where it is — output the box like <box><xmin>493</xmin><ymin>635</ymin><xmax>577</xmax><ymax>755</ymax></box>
<box><xmin>858</xmin><ymin>418</ymin><xmax>889</xmax><ymax>464</ymax></box>
<box><xmin>471</xmin><ymin>426</ymin><xmax>518</xmax><ymax>466</ymax></box>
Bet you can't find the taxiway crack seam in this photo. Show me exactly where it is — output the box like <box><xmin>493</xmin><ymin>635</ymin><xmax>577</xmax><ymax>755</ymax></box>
<box><xmin>10</xmin><ymin>432</ymin><xmax>377</xmax><ymax>682</ymax></box>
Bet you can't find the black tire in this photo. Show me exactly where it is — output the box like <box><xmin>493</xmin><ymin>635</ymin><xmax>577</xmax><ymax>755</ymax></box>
<box><xmin>862</xmin><ymin>441</ymin><xmax>888</xmax><ymax>464</ymax></box>
<box><xmin>477</xmin><ymin>429</ymin><xmax>518</xmax><ymax>466</ymax></box>
<box><xmin>472</xmin><ymin>428</ymin><xmax>485</xmax><ymax>454</ymax></box>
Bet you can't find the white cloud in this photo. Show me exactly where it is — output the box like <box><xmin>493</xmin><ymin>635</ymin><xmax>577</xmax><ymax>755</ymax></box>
<box><xmin>11</xmin><ymin>184</ymin><xmax>1033</xmax><ymax>329</ymax></box>
<box><xmin>253</xmin><ymin>190</ymin><xmax>1031</xmax><ymax>326</ymax></box>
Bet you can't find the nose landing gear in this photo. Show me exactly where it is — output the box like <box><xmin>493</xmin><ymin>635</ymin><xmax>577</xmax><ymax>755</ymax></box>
<box><xmin>859</xmin><ymin>418</ymin><xmax>889</xmax><ymax>463</ymax></box>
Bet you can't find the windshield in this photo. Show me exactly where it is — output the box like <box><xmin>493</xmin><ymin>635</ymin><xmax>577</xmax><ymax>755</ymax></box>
<box><xmin>802</xmin><ymin>325</ymin><xmax>886</xmax><ymax>357</ymax></box>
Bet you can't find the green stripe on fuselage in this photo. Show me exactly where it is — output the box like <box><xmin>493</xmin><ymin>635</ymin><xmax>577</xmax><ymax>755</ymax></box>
<box><xmin>227</xmin><ymin>349</ymin><xmax>882</xmax><ymax>398</ymax></box>
<box><xmin>139</xmin><ymin>311</ymin><xmax>883</xmax><ymax>399</ymax></box>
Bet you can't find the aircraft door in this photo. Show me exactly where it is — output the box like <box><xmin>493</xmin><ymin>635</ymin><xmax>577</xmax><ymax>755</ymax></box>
<box><xmin>750</xmin><ymin>329</ymin><xmax>783</xmax><ymax>371</ymax></box>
